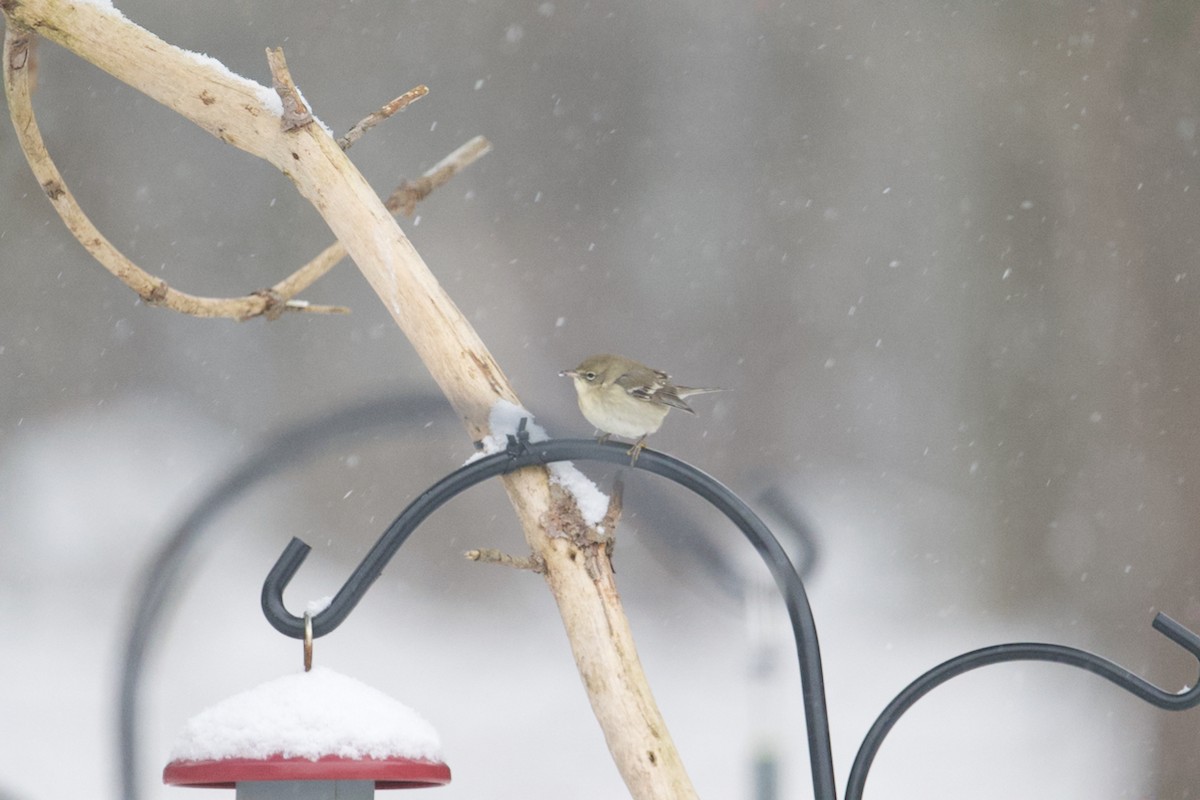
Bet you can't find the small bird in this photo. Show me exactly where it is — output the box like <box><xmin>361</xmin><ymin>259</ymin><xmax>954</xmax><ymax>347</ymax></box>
<box><xmin>560</xmin><ymin>353</ymin><xmax>723</xmax><ymax>463</ymax></box>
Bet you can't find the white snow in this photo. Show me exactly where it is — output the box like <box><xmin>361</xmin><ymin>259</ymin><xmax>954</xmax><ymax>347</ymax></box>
<box><xmin>73</xmin><ymin>0</ymin><xmax>122</xmax><ymax>13</ymax></box>
<box><xmin>468</xmin><ymin>399</ymin><xmax>548</xmax><ymax>459</ymax></box>
<box><xmin>305</xmin><ymin>595</ymin><xmax>333</xmax><ymax>615</ymax></box>
<box><xmin>83</xmin><ymin>0</ymin><xmax>326</xmax><ymax>117</ymax></box>
<box><xmin>290</xmin><ymin>82</ymin><xmax>335</xmax><ymax>136</ymax></box>
<box><xmin>547</xmin><ymin>463</ymin><xmax>610</xmax><ymax>526</ymax></box>
<box><xmin>181</xmin><ymin>45</ymin><xmax>339</xmax><ymax>138</ymax></box>
<box><xmin>167</xmin><ymin>667</ymin><xmax>443</xmax><ymax>763</ymax></box>
<box><xmin>63</xmin><ymin>4</ymin><xmax>282</xmax><ymax>121</ymax></box>
<box><xmin>468</xmin><ymin>400</ymin><xmax>610</xmax><ymax>526</ymax></box>
<box><xmin>180</xmin><ymin>49</ymin><xmax>283</xmax><ymax>117</ymax></box>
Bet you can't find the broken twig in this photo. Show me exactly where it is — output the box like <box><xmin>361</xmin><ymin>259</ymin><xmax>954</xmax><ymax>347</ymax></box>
<box><xmin>338</xmin><ymin>85</ymin><xmax>429</xmax><ymax>150</ymax></box>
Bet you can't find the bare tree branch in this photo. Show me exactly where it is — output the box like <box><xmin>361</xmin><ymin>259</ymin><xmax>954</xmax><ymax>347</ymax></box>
<box><xmin>1</xmin><ymin>28</ymin><xmax>483</xmax><ymax>320</ymax></box>
<box><xmin>0</xmin><ymin>4</ymin><xmax>697</xmax><ymax>797</ymax></box>
<box><xmin>464</xmin><ymin>549</ymin><xmax>546</xmax><ymax>572</ymax></box>
<box><xmin>281</xmin><ymin>136</ymin><xmax>493</xmax><ymax>299</ymax></box>
<box><xmin>266</xmin><ymin>46</ymin><xmax>313</xmax><ymax>131</ymax></box>
<box><xmin>1</xmin><ymin>28</ymin><xmax>344</xmax><ymax>319</ymax></box>
<box><xmin>387</xmin><ymin>135</ymin><xmax>493</xmax><ymax>217</ymax></box>
<box><xmin>339</xmin><ymin>85</ymin><xmax>428</xmax><ymax>150</ymax></box>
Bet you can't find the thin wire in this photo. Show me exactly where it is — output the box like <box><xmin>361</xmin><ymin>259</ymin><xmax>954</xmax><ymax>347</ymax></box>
<box><xmin>303</xmin><ymin>612</ymin><xmax>313</xmax><ymax>672</ymax></box>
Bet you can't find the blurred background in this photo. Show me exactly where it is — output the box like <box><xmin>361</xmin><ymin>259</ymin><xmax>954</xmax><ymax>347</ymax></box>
<box><xmin>2</xmin><ymin>1</ymin><xmax>1200</xmax><ymax>798</ymax></box>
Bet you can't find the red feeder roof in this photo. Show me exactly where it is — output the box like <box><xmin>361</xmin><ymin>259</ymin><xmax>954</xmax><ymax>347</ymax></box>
<box><xmin>163</xmin><ymin>754</ymin><xmax>451</xmax><ymax>789</ymax></box>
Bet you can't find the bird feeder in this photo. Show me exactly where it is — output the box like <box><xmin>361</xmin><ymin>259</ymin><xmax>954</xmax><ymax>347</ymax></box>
<box><xmin>163</xmin><ymin>667</ymin><xmax>450</xmax><ymax>799</ymax></box>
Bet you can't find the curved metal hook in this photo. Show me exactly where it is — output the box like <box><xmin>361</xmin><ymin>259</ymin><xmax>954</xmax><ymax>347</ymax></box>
<box><xmin>845</xmin><ymin>612</ymin><xmax>1200</xmax><ymax>799</ymax></box>
<box><xmin>758</xmin><ymin>485</ymin><xmax>820</xmax><ymax>581</ymax></box>
<box><xmin>261</xmin><ymin>432</ymin><xmax>840</xmax><ymax>800</ymax></box>
<box><xmin>260</xmin><ymin>424</ymin><xmax>1200</xmax><ymax>800</ymax></box>
<box><xmin>119</xmin><ymin>393</ymin><xmax>453</xmax><ymax>800</ymax></box>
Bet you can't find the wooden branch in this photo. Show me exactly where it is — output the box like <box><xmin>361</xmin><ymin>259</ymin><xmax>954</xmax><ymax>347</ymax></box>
<box><xmin>266</xmin><ymin>47</ymin><xmax>313</xmax><ymax>131</ymax></box>
<box><xmin>387</xmin><ymin>135</ymin><xmax>492</xmax><ymax>217</ymax></box>
<box><xmin>1</xmin><ymin>28</ymin><xmax>480</xmax><ymax>320</ymax></box>
<box><xmin>339</xmin><ymin>85</ymin><xmax>428</xmax><ymax>150</ymax></box>
<box><xmin>464</xmin><ymin>548</ymin><xmax>546</xmax><ymax>572</ymax></box>
<box><xmin>601</xmin><ymin>473</ymin><xmax>625</xmax><ymax>533</ymax></box>
<box><xmin>1</xmin><ymin>28</ymin><xmax>346</xmax><ymax>320</ymax></box>
<box><xmin>599</xmin><ymin>474</ymin><xmax>624</xmax><ymax>563</ymax></box>
<box><xmin>279</xmin><ymin>136</ymin><xmax>493</xmax><ymax>299</ymax></box>
<box><xmin>0</xmin><ymin>3</ymin><xmax>697</xmax><ymax>797</ymax></box>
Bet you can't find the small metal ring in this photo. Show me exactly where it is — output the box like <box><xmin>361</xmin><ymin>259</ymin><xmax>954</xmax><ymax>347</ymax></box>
<box><xmin>303</xmin><ymin>612</ymin><xmax>313</xmax><ymax>672</ymax></box>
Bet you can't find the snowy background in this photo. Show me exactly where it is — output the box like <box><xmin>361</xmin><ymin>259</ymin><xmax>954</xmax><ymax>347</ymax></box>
<box><xmin>3</xmin><ymin>1</ymin><xmax>1200</xmax><ymax>798</ymax></box>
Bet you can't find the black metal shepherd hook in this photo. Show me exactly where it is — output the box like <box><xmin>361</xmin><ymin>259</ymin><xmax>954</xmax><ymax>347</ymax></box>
<box><xmin>261</xmin><ymin>419</ymin><xmax>1200</xmax><ymax>800</ymax></box>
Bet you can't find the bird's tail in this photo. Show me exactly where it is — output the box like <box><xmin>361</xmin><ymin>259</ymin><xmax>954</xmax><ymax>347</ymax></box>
<box><xmin>674</xmin><ymin>386</ymin><xmax>725</xmax><ymax>399</ymax></box>
<box><xmin>660</xmin><ymin>386</ymin><xmax>724</xmax><ymax>415</ymax></box>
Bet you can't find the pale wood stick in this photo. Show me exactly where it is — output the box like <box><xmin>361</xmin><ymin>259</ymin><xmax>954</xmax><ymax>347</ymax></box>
<box><xmin>2</xmin><ymin>31</ymin><xmax>481</xmax><ymax>320</ymax></box>
<box><xmin>2</xmin><ymin>29</ymin><xmax>345</xmax><ymax>320</ymax></box>
<box><xmin>280</xmin><ymin>136</ymin><xmax>493</xmax><ymax>299</ymax></box>
<box><xmin>387</xmin><ymin>135</ymin><xmax>493</xmax><ymax>217</ymax></box>
<box><xmin>266</xmin><ymin>47</ymin><xmax>312</xmax><ymax>131</ymax></box>
<box><xmin>339</xmin><ymin>85</ymin><xmax>428</xmax><ymax>150</ymax></box>
<box><xmin>0</xmin><ymin>3</ymin><xmax>697</xmax><ymax>797</ymax></box>
<box><xmin>464</xmin><ymin>548</ymin><xmax>546</xmax><ymax>572</ymax></box>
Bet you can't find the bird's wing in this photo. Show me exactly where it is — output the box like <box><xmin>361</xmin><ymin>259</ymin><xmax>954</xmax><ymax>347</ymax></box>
<box><xmin>653</xmin><ymin>388</ymin><xmax>697</xmax><ymax>413</ymax></box>
<box><xmin>614</xmin><ymin>366</ymin><xmax>669</xmax><ymax>399</ymax></box>
<box><xmin>614</xmin><ymin>366</ymin><xmax>704</xmax><ymax>413</ymax></box>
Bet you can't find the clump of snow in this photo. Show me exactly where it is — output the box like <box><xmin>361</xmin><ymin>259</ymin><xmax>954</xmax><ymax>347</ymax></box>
<box><xmin>168</xmin><ymin>667</ymin><xmax>442</xmax><ymax>763</ymax></box>
<box><xmin>73</xmin><ymin>0</ymin><xmax>334</xmax><ymax>134</ymax></box>
<box><xmin>290</xmin><ymin>82</ymin><xmax>335</xmax><ymax>137</ymax></box>
<box><xmin>179</xmin><ymin>49</ymin><xmax>283</xmax><ymax>116</ymax></box>
<box><xmin>547</xmin><ymin>463</ymin><xmax>609</xmax><ymax>527</ymax></box>
<box><xmin>305</xmin><ymin>596</ymin><xmax>333</xmax><ymax>615</ymax></box>
<box><xmin>184</xmin><ymin>49</ymin><xmax>335</xmax><ymax>137</ymax></box>
<box><xmin>74</xmin><ymin>0</ymin><xmax>123</xmax><ymax>15</ymax></box>
<box><xmin>468</xmin><ymin>400</ymin><xmax>610</xmax><ymax>526</ymax></box>
<box><xmin>468</xmin><ymin>399</ymin><xmax>550</xmax><ymax>459</ymax></box>
<box><xmin>66</xmin><ymin>1</ymin><xmax>284</xmax><ymax>119</ymax></box>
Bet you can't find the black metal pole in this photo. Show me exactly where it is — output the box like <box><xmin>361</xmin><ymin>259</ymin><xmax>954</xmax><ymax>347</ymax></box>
<box><xmin>132</xmin><ymin>411</ymin><xmax>1200</xmax><ymax>800</ymax></box>
<box><xmin>261</xmin><ymin>434</ymin><xmax>840</xmax><ymax>800</ymax></box>
<box><xmin>845</xmin><ymin>612</ymin><xmax>1200</xmax><ymax>799</ymax></box>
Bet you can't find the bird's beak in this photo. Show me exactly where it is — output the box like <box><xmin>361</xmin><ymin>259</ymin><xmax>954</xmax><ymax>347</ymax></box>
<box><xmin>559</xmin><ymin>369</ymin><xmax>577</xmax><ymax>378</ymax></box>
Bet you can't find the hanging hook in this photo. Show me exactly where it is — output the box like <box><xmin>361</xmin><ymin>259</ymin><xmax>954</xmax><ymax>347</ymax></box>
<box><xmin>844</xmin><ymin>611</ymin><xmax>1200</xmax><ymax>799</ymax></box>
<box><xmin>260</xmin><ymin>433</ymin><xmax>840</xmax><ymax>800</ymax></box>
<box><xmin>259</xmin><ymin>428</ymin><xmax>1200</xmax><ymax>800</ymax></box>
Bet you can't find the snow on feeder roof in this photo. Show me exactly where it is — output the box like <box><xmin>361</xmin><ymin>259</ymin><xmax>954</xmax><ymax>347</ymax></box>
<box><xmin>163</xmin><ymin>666</ymin><xmax>449</xmax><ymax>793</ymax></box>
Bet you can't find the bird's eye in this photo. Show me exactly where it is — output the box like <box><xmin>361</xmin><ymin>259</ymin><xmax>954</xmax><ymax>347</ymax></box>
<box><xmin>584</xmin><ymin>371</ymin><xmax>597</xmax><ymax>381</ymax></box>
